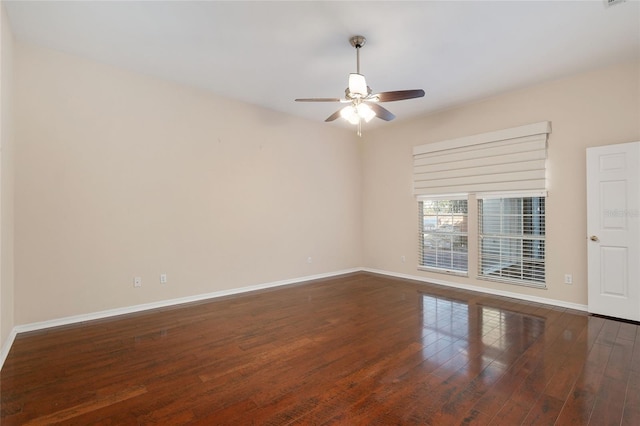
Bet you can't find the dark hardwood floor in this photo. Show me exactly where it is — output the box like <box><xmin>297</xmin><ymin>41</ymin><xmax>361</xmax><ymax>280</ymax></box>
<box><xmin>1</xmin><ymin>272</ymin><xmax>638</xmax><ymax>425</ymax></box>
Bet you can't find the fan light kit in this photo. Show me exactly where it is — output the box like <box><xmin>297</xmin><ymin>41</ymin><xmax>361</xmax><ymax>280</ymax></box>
<box><xmin>295</xmin><ymin>35</ymin><xmax>425</xmax><ymax>136</ymax></box>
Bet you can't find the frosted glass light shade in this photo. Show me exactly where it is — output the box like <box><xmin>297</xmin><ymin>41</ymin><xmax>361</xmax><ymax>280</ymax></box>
<box><xmin>340</xmin><ymin>106</ymin><xmax>360</xmax><ymax>124</ymax></box>
<box><xmin>358</xmin><ymin>103</ymin><xmax>376</xmax><ymax>122</ymax></box>
<box><xmin>348</xmin><ymin>73</ymin><xmax>368</xmax><ymax>97</ymax></box>
<box><xmin>340</xmin><ymin>103</ymin><xmax>376</xmax><ymax>125</ymax></box>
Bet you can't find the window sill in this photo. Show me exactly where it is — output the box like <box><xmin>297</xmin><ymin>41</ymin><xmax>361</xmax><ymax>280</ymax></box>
<box><xmin>477</xmin><ymin>275</ymin><xmax>547</xmax><ymax>289</ymax></box>
<box><xmin>418</xmin><ymin>266</ymin><xmax>468</xmax><ymax>278</ymax></box>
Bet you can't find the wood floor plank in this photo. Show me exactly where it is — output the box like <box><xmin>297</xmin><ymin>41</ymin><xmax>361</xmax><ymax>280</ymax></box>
<box><xmin>588</xmin><ymin>375</ymin><xmax>627</xmax><ymax>426</ymax></box>
<box><xmin>2</xmin><ymin>272</ymin><xmax>638</xmax><ymax>424</ymax></box>
<box><xmin>22</xmin><ymin>385</ymin><xmax>146</xmax><ymax>425</ymax></box>
<box><xmin>621</xmin><ymin>370</ymin><xmax>640</xmax><ymax>426</ymax></box>
<box><xmin>554</xmin><ymin>341</ymin><xmax>613</xmax><ymax>425</ymax></box>
<box><xmin>520</xmin><ymin>394</ymin><xmax>564</xmax><ymax>425</ymax></box>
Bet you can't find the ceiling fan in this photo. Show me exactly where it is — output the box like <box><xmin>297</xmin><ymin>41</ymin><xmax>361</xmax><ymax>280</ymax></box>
<box><xmin>295</xmin><ymin>35</ymin><xmax>425</xmax><ymax>136</ymax></box>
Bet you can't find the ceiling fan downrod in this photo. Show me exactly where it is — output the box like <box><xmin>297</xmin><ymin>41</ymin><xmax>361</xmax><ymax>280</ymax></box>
<box><xmin>349</xmin><ymin>35</ymin><xmax>366</xmax><ymax>74</ymax></box>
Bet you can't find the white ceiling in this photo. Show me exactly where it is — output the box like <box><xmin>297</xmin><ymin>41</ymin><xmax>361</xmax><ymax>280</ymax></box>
<box><xmin>4</xmin><ymin>0</ymin><xmax>640</xmax><ymax>129</ymax></box>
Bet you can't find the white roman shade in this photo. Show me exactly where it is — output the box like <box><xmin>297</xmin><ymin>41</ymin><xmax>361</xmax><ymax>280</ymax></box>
<box><xmin>413</xmin><ymin>122</ymin><xmax>551</xmax><ymax>196</ymax></box>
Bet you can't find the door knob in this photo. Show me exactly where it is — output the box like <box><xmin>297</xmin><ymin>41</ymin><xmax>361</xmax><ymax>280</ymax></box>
<box><xmin>590</xmin><ymin>235</ymin><xmax>599</xmax><ymax>242</ymax></box>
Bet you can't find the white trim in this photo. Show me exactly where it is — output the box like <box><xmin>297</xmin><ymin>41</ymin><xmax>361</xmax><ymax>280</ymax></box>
<box><xmin>0</xmin><ymin>328</ymin><xmax>17</xmax><ymax>369</ymax></box>
<box><xmin>417</xmin><ymin>193</ymin><xmax>468</xmax><ymax>201</ymax></box>
<box><xmin>1</xmin><ymin>265</ymin><xmax>588</xmax><ymax>371</ymax></box>
<box><xmin>413</xmin><ymin>121</ymin><xmax>552</xmax><ymax>156</ymax></box>
<box><xmin>362</xmin><ymin>268</ymin><xmax>588</xmax><ymax>312</ymax></box>
<box><xmin>476</xmin><ymin>190</ymin><xmax>548</xmax><ymax>199</ymax></box>
<box><xmin>10</xmin><ymin>268</ymin><xmax>361</xmax><ymax>335</ymax></box>
<box><xmin>417</xmin><ymin>266</ymin><xmax>468</xmax><ymax>277</ymax></box>
<box><xmin>16</xmin><ymin>267</ymin><xmax>583</xmax><ymax>332</ymax></box>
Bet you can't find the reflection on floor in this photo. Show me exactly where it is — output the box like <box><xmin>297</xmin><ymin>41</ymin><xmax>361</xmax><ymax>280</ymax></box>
<box><xmin>1</xmin><ymin>272</ymin><xmax>638</xmax><ymax>424</ymax></box>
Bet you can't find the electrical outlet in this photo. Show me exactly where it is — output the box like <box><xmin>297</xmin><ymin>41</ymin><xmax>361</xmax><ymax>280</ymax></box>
<box><xmin>401</xmin><ymin>255</ymin><xmax>406</xmax><ymax>263</ymax></box>
<box><xmin>307</xmin><ymin>257</ymin><xmax>312</xmax><ymax>264</ymax></box>
<box><xmin>564</xmin><ymin>274</ymin><xmax>573</xmax><ymax>285</ymax></box>
<box><xmin>134</xmin><ymin>277</ymin><xmax>142</xmax><ymax>288</ymax></box>
<box><xmin>160</xmin><ymin>273</ymin><xmax>167</xmax><ymax>284</ymax></box>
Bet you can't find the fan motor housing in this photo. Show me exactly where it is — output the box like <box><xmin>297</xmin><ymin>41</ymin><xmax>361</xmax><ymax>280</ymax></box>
<box><xmin>349</xmin><ymin>36</ymin><xmax>366</xmax><ymax>49</ymax></box>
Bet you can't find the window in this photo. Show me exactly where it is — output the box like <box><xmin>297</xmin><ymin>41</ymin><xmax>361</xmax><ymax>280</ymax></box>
<box><xmin>419</xmin><ymin>198</ymin><xmax>468</xmax><ymax>273</ymax></box>
<box><xmin>413</xmin><ymin>122</ymin><xmax>551</xmax><ymax>285</ymax></box>
<box><xmin>478</xmin><ymin>196</ymin><xmax>546</xmax><ymax>287</ymax></box>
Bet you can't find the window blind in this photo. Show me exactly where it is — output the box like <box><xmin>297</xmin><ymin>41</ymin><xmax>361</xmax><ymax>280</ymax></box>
<box><xmin>413</xmin><ymin>122</ymin><xmax>551</xmax><ymax>196</ymax></box>
<box><xmin>418</xmin><ymin>197</ymin><xmax>468</xmax><ymax>274</ymax></box>
<box><xmin>478</xmin><ymin>195</ymin><xmax>546</xmax><ymax>287</ymax></box>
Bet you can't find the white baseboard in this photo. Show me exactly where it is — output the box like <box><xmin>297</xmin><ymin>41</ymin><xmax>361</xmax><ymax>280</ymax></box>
<box><xmin>1</xmin><ymin>265</ymin><xmax>588</xmax><ymax>371</ymax></box>
<box><xmin>0</xmin><ymin>328</ymin><xmax>17</xmax><ymax>370</ymax></box>
<box><xmin>13</xmin><ymin>268</ymin><xmax>362</xmax><ymax>335</ymax></box>
<box><xmin>0</xmin><ymin>268</ymin><xmax>361</xmax><ymax>371</ymax></box>
<box><xmin>362</xmin><ymin>267</ymin><xmax>588</xmax><ymax>312</ymax></box>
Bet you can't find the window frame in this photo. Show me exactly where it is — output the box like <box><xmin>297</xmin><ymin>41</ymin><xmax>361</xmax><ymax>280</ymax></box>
<box><xmin>418</xmin><ymin>196</ymin><xmax>469</xmax><ymax>276</ymax></box>
<box><xmin>477</xmin><ymin>193</ymin><xmax>546</xmax><ymax>288</ymax></box>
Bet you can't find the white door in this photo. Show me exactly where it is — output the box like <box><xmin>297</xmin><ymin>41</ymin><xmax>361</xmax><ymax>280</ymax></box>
<box><xmin>586</xmin><ymin>141</ymin><xmax>640</xmax><ymax>321</ymax></box>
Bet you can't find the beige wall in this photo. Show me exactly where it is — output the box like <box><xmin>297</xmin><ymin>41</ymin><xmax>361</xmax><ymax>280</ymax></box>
<box><xmin>1</xmin><ymin>4</ymin><xmax>15</xmax><ymax>348</ymax></box>
<box><xmin>8</xmin><ymin>37</ymin><xmax>640</xmax><ymax>326</ymax></box>
<box><xmin>14</xmin><ymin>42</ymin><xmax>362</xmax><ymax>324</ymax></box>
<box><xmin>361</xmin><ymin>60</ymin><xmax>640</xmax><ymax>306</ymax></box>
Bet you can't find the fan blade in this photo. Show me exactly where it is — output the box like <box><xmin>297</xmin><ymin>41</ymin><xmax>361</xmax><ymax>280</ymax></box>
<box><xmin>295</xmin><ymin>98</ymin><xmax>342</xmax><ymax>102</ymax></box>
<box><xmin>325</xmin><ymin>109</ymin><xmax>342</xmax><ymax>122</ymax></box>
<box><xmin>367</xmin><ymin>103</ymin><xmax>395</xmax><ymax>121</ymax></box>
<box><xmin>375</xmin><ymin>89</ymin><xmax>425</xmax><ymax>102</ymax></box>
